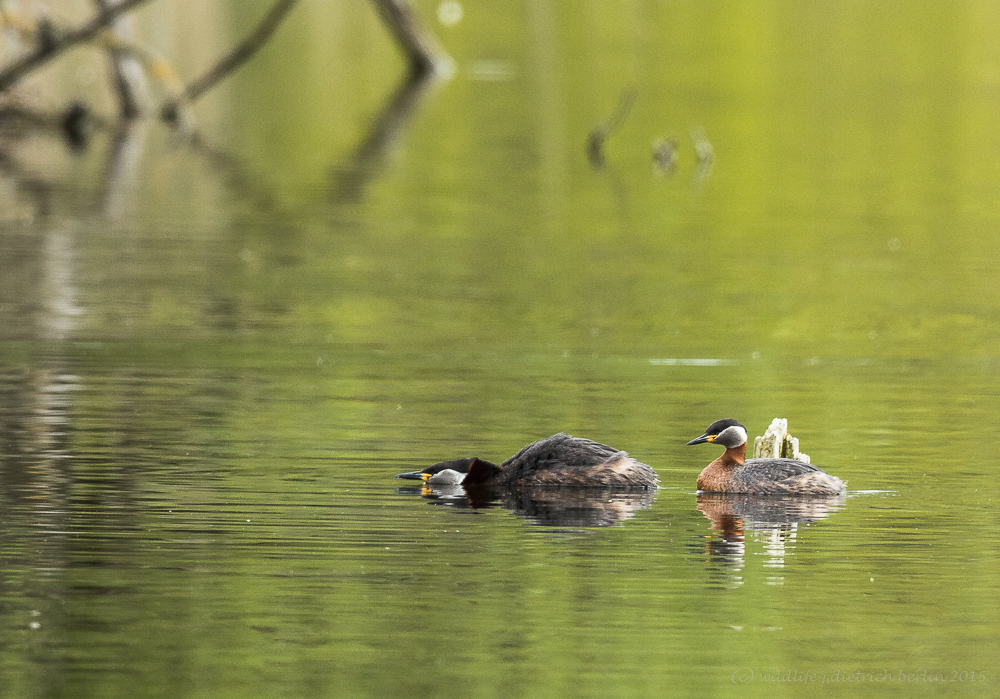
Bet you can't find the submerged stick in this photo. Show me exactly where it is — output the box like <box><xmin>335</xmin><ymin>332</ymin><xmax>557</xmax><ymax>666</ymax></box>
<box><xmin>0</xmin><ymin>0</ymin><xmax>153</xmax><ymax>92</ymax></box>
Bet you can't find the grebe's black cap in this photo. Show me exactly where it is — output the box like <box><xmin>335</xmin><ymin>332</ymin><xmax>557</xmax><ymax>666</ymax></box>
<box><xmin>686</xmin><ymin>418</ymin><xmax>746</xmax><ymax>445</ymax></box>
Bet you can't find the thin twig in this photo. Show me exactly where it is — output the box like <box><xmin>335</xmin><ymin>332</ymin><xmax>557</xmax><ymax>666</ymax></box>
<box><xmin>160</xmin><ymin>0</ymin><xmax>299</xmax><ymax>122</ymax></box>
<box><xmin>0</xmin><ymin>0</ymin><xmax>153</xmax><ymax>93</ymax></box>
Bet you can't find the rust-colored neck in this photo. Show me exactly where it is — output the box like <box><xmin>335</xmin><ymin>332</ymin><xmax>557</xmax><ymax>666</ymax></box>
<box><xmin>721</xmin><ymin>441</ymin><xmax>746</xmax><ymax>465</ymax></box>
<box><xmin>697</xmin><ymin>442</ymin><xmax>746</xmax><ymax>492</ymax></box>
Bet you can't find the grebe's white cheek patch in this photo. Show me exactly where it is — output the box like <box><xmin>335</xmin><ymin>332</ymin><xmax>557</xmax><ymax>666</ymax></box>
<box><xmin>427</xmin><ymin>468</ymin><xmax>464</xmax><ymax>485</ymax></box>
<box><xmin>735</xmin><ymin>426</ymin><xmax>747</xmax><ymax>445</ymax></box>
<box><xmin>718</xmin><ymin>425</ymin><xmax>748</xmax><ymax>447</ymax></box>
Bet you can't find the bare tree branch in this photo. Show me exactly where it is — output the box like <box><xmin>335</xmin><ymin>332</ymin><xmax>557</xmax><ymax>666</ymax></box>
<box><xmin>370</xmin><ymin>0</ymin><xmax>452</xmax><ymax>79</ymax></box>
<box><xmin>0</xmin><ymin>0</ymin><xmax>153</xmax><ymax>93</ymax></box>
<box><xmin>160</xmin><ymin>0</ymin><xmax>299</xmax><ymax>123</ymax></box>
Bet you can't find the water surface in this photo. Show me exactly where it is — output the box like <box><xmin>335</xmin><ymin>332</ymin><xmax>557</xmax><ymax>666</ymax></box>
<box><xmin>1</xmin><ymin>1</ymin><xmax>999</xmax><ymax>697</ymax></box>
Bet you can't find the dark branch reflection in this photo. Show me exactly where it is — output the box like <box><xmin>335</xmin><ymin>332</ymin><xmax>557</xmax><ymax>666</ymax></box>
<box><xmin>328</xmin><ymin>70</ymin><xmax>443</xmax><ymax>202</ymax></box>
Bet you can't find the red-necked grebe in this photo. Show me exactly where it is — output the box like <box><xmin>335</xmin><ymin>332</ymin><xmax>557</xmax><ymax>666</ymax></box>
<box><xmin>687</xmin><ymin>419</ymin><xmax>846</xmax><ymax>495</ymax></box>
<box><xmin>396</xmin><ymin>433</ymin><xmax>658</xmax><ymax>488</ymax></box>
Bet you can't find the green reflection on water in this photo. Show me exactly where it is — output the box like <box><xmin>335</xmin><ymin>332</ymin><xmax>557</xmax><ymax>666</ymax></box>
<box><xmin>2</xmin><ymin>0</ymin><xmax>1000</xmax><ymax>697</ymax></box>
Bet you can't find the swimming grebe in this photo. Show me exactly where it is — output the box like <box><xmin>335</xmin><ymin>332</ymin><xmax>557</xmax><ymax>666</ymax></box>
<box><xmin>687</xmin><ymin>419</ymin><xmax>846</xmax><ymax>495</ymax></box>
<box><xmin>396</xmin><ymin>433</ymin><xmax>658</xmax><ymax>488</ymax></box>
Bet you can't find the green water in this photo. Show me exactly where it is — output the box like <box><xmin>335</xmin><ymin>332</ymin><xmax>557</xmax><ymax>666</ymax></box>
<box><xmin>1</xmin><ymin>1</ymin><xmax>999</xmax><ymax>697</ymax></box>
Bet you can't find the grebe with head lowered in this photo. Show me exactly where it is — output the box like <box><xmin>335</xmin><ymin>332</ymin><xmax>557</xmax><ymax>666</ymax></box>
<box><xmin>396</xmin><ymin>433</ymin><xmax>658</xmax><ymax>489</ymax></box>
<box><xmin>687</xmin><ymin>419</ymin><xmax>846</xmax><ymax>495</ymax></box>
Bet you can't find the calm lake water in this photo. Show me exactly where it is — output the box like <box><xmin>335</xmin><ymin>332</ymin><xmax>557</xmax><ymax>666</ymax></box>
<box><xmin>2</xmin><ymin>1</ymin><xmax>999</xmax><ymax>697</ymax></box>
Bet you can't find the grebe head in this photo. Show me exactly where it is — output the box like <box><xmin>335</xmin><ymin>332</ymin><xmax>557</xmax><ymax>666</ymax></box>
<box><xmin>396</xmin><ymin>457</ymin><xmax>480</xmax><ymax>482</ymax></box>
<box><xmin>686</xmin><ymin>419</ymin><xmax>748</xmax><ymax>449</ymax></box>
<box><xmin>396</xmin><ymin>457</ymin><xmax>500</xmax><ymax>486</ymax></box>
